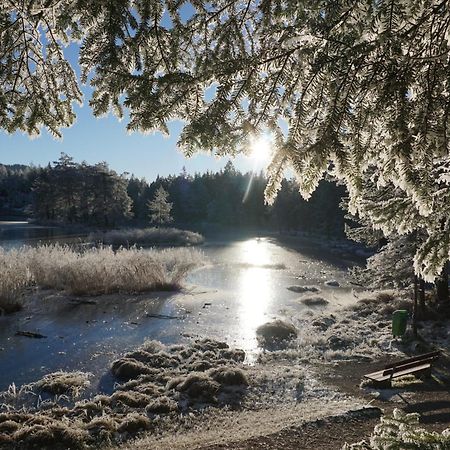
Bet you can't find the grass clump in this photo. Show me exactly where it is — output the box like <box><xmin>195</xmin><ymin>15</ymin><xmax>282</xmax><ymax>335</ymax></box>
<box><xmin>287</xmin><ymin>285</ymin><xmax>320</xmax><ymax>293</ymax></box>
<box><xmin>256</xmin><ymin>320</ymin><xmax>298</xmax><ymax>349</ymax></box>
<box><xmin>111</xmin><ymin>358</ymin><xmax>155</xmax><ymax>380</ymax></box>
<box><xmin>352</xmin><ymin>293</ymin><xmax>411</xmax><ymax>316</ymax></box>
<box><xmin>35</xmin><ymin>371</ymin><xmax>91</xmax><ymax>397</ymax></box>
<box><xmin>145</xmin><ymin>396</ymin><xmax>178</xmax><ymax>414</ymax></box>
<box><xmin>167</xmin><ymin>373</ymin><xmax>220</xmax><ymax>402</ymax></box>
<box><xmin>0</xmin><ymin>339</ymin><xmax>249</xmax><ymax>448</ymax></box>
<box><xmin>89</xmin><ymin>227</ymin><xmax>204</xmax><ymax>247</ymax></box>
<box><xmin>0</xmin><ymin>247</ymin><xmax>29</xmax><ymax>314</ymax></box>
<box><xmin>12</xmin><ymin>420</ymin><xmax>89</xmax><ymax>450</ymax></box>
<box><xmin>109</xmin><ymin>391</ymin><xmax>152</xmax><ymax>408</ymax></box>
<box><xmin>300</xmin><ymin>296</ymin><xmax>329</xmax><ymax>306</ymax></box>
<box><xmin>0</xmin><ymin>244</ymin><xmax>203</xmax><ymax>299</ymax></box>
<box><xmin>208</xmin><ymin>367</ymin><xmax>248</xmax><ymax>386</ymax></box>
<box><xmin>117</xmin><ymin>413</ymin><xmax>153</xmax><ymax>434</ymax></box>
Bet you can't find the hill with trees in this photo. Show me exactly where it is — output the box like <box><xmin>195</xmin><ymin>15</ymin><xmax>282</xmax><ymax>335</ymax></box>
<box><xmin>0</xmin><ymin>154</ymin><xmax>346</xmax><ymax>236</ymax></box>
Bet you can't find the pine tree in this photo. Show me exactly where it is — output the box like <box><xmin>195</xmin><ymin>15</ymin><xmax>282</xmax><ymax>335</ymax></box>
<box><xmin>147</xmin><ymin>186</ymin><xmax>173</xmax><ymax>227</ymax></box>
<box><xmin>2</xmin><ymin>1</ymin><xmax>450</xmax><ymax>279</ymax></box>
<box><xmin>32</xmin><ymin>155</ymin><xmax>132</xmax><ymax>226</ymax></box>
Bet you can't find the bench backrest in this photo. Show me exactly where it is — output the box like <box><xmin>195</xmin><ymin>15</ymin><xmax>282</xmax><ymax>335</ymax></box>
<box><xmin>382</xmin><ymin>356</ymin><xmax>437</xmax><ymax>377</ymax></box>
<box><xmin>383</xmin><ymin>351</ymin><xmax>440</xmax><ymax>371</ymax></box>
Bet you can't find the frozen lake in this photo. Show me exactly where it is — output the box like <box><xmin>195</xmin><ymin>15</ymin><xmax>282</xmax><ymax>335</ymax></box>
<box><xmin>0</xmin><ymin>221</ymin><xmax>361</xmax><ymax>392</ymax></box>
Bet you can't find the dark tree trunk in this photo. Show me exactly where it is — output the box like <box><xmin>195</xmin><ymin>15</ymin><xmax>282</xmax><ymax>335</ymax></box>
<box><xmin>435</xmin><ymin>261</ymin><xmax>449</xmax><ymax>303</ymax></box>
<box><xmin>419</xmin><ymin>277</ymin><xmax>426</xmax><ymax>313</ymax></box>
<box><xmin>413</xmin><ymin>276</ymin><xmax>418</xmax><ymax>338</ymax></box>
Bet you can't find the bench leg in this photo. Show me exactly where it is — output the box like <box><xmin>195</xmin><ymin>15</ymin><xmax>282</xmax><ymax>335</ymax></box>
<box><xmin>417</xmin><ymin>367</ymin><xmax>432</xmax><ymax>380</ymax></box>
<box><xmin>374</xmin><ymin>380</ymin><xmax>392</xmax><ymax>389</ymax></box>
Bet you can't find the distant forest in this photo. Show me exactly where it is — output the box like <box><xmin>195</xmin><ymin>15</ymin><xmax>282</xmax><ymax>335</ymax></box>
<box><xmin>0</xmin><ymin>154</ymin><xmax>346</xmax><ymax>235</ymax></box>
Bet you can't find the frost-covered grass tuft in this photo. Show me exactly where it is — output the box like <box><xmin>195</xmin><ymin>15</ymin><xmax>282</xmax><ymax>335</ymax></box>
<box><xmin>352</xmin><ymin>293</ymin><xmax>412</xmax><ymax>316</ymax></box>
<box><xmin>0</xmin><ymin>339</ymin><xmax>249</xmax><ymax>448</ymax></box>
<box><xmin>287</xmin><ymin>285</ymin><xmax>320</xmax><ymax>293</ymax></box>
<box><xmin>89</xmin><ymin>227</ymin><xmax>204</xmax><ymax>247</ymax></box>
<box><xmin>258</xmin><ymin>291</ymin><xmax>417</xmax><ymax>365</ymax></box>
<box><xmin>343</xmin><ymin>408</ymin><xmax>450</xmax><ymax>449</ymax></box>
<box><xmin>208</xmin><ymin>367</ymin><xmax>248</xmax><ymax>386</ymax></box>
<box><xmin>256</xmin><ymin>320</ymin><xmax>298</xmax><ymax>349</ymax></box>
<box><xmin>0</xmin><ymin>244</ymin><xmax>203</xmax><ymax>299</ymax></box>
<box><xmin>301</xmin><ymin>297</ymin><xmax>329</xmax><ymax>306</ymax></box>
<box><xmin>145</xmin><ymin>396</ymin><xmax>178</xmax><ymax>414</ymax></box>
<box><xmin>35</xmin><ymin>371</ymin><xmax>91</xmax><ymax>398</ymax></box>
<box><xmin>0</xmin><ymin>248</ymin><xmax>29</xmax><ymax>314</ymax></box>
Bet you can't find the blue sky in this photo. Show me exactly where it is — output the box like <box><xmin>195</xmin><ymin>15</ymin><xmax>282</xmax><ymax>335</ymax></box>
<box><xmin>0</xmin><ymin>109</ymin><xmax>255</xmax><ymax>180</ymax></box>
<box><xmin>0</xmin><ymin>25</ymin><xmax>258</xmax><ymax>181</ymax></box>
<box><xmin>0</xmin><ymin>85</ymin><xmax>256</xmax><ymax>180</ymax></box>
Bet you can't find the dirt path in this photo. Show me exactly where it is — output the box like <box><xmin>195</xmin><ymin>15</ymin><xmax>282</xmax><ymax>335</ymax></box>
<box><xmin>195</xmin><ymin>354</ymin><xmax>450</xmax><ymax>450</ymax></box>
<box><xmin>320</xmin><ymin>356</ymin><xmax>450</xmax><ymax>432</ymax></box>
<box><xmin>198</xmin><ymin>409</ymin><xmax>380</xmax><ymax>450</ymax></box>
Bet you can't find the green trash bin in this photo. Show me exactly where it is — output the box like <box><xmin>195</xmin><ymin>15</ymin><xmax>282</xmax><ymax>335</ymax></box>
<box><xmin>392</xmin><ymin>310</ymin><xmax>408</xmax><ymax>337</ymax></box>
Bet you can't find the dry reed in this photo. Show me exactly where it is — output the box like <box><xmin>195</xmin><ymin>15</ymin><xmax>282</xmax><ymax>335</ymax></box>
<box><xmin>0</xmin><ymin>244</ymin><xmax>203</xmax><ymax>306</ymax></box>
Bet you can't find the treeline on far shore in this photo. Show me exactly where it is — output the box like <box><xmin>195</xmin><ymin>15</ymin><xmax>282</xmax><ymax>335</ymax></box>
<box><xmin>0</xmin><ymin>153</ymin><xmax>346</xmax><ymax>235</ymax></box>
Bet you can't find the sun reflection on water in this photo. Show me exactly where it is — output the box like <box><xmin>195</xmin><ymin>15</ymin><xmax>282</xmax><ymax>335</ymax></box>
<box><xmin>236</xmin><ymin>239</ymin><xmax>274</xmax><ymax>359</ymax></box>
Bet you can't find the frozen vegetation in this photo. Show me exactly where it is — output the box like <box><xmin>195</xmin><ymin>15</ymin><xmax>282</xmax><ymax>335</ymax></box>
<box><xmin>0</xmin><ymin>339</ymin><xmax>249</xmax><ymax>448</ymax></box>
<box><xmin>300</xmin><ymin>296</ymin><xmax>329</xmax><ymax>306</ymax></box>
<box><xmin>88</xmin><ymin>227</ymin><xmax>204</xmax><ymax>247</ymax></box>
<box><xmin>0</xmin><ymin>247</ymin><xmax>29</xmax><ymax>314</ymax></box>
<box><xmin>256</xmin><ymin>320</ymin><xmax>298</xmax><ymax>349</ymax></box>
<box><xmin>343</xmin><ymin>409</ymin><xmax>450</xmax><ymax>449</ymax></box>
<box><xmin>0</xmin><ymin>334</ymin><xmax>360</xmax><ymax>449</ymax></box>
<box><xmin>257</xmin><ymin>292</ymin><xmax>416</xmax><ymax>366</ymax></box>
<box><xmin>2</xmin><ymin>286</ymin><xmax>445</xmax><ymax>449</ymax></box>
<box><xmin>0</xmin><ymin>244</ymin><xmax>203</xmax><ymax>310</ymax></box>
<box><xmin>287</xmin><ymin>285</ymin><xmax>321</xmax><ymax>294</ymax></box>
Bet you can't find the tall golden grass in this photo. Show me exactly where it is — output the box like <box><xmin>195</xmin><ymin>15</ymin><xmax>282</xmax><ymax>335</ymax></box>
<box><xmin>0</xmin><ymin>247</ymin><xmax>30</xmax><ymax>313</ymax></box>
<box><xmin>0</xmin><ymin>244</ymin><xmax>203</xmax><ymax>310</ymax></box>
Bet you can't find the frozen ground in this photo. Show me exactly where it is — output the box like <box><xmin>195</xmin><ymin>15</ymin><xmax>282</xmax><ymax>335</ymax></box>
<box><xmin>0</xmin><ymin>336</ymin><xmax>363</xmax><ymax>449</ymax></box>
<box><xmin>2</xmin><ymin>234</ymin><xmax>432</xmax><ymax>448</ymax></box>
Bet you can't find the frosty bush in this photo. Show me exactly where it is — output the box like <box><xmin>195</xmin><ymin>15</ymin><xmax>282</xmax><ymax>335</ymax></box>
<box><xmin>0</xmin><ymin>244</ymin><xmax>203</xmax><ymax>299</ymax></box>
<box><xmin>89</xmin><ymin>227</ymin><xmax>204</xmax><ymax>247</ymax></box>
<box><xmin>343</xmin><ymin>409</ymin><xmax>450</xmax><ymax>449</ymax></box>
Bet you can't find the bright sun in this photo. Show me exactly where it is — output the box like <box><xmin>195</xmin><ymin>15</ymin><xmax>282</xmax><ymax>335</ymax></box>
<box><xmin>249</xmin><ymin>135</ymin><xmax>272</xmax><ymax>162</ymax></box>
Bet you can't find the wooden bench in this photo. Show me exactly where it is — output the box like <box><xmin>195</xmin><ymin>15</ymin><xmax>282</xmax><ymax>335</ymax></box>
<box><xmin>364</xmin><ymin>351</ymin><xmax>440</xmax><ymax>387</ymax></box>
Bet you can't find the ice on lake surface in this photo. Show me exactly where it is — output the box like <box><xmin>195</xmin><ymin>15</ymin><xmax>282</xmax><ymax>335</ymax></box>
<box><xmin>0</xmin><ymin>221</ymin><xmax>360</xmax><ymax>391</ymax></box>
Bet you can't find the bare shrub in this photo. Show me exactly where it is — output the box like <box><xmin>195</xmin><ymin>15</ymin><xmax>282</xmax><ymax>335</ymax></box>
<box><xmin>89</xmin><ymin>227</ymin><xmax>204</xmax><ymax>247</ymax></box>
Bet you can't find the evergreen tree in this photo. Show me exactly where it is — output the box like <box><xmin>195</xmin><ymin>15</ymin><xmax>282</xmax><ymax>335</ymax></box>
<box><xmin>32</xmin><ymin>155</ymin><xmax>132</xmax><ymax>226</ymax></box>
<box><xmin>147</xmin><ymin>186</ymin><xmax>173</xmax><ymax>227</ymax></box>
<box><xmin>3</xmin><ymin>2</ymin><xmax>450</xmax><ymax>280</ymax></box>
